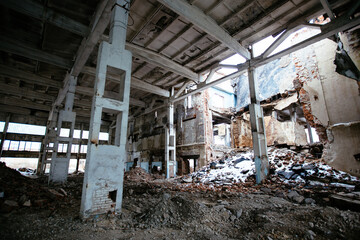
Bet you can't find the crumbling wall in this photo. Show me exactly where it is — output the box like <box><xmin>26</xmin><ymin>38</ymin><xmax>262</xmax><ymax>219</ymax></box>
<box><xmin>127</xmin><ymin>109</ymin><xmax>167</xmax><ymax>172</ymax></box>
<box><xmin>293</xmin><ymin>28</ymin><xmax>360</xmax><ymax>177</ymax></box>
<box><xmin>235</xmin><ymin>55</ymin><xmax>296</xmax><ymax>110</ymax></box>
<box><xmin>231</xmin><ymin>111</ymin><xmax>307</xmax><ymax>148</ymax></box>
<box><xmin>176</xmin><ymin>90</ymin><xmax>213</xmax><ymax>168</ymax></box>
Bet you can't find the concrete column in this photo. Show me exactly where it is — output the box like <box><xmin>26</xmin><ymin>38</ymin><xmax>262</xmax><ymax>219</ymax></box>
<box><xmin>0</xmin><ymin>113</ymin><xmax>11</xmax><ymax>158</ymax></box>
<box><xmin>75</xmin><ymin>123</ymin><xmax>84</xmax><ymax>173</ymax></box>
<box><xmin>80</xmin><ymin>0</ymin><xmax>132</xmax><ymax>219</ymax></box>
<box><xmin>306</xmin><ymin>122</ymin><xmax>314</xmax><ymax>144</ymax></box>
<box><xmin>248</xmin><ymin>61</ymin><xmax>269</xmax><ymax>184</ymax></box>
<box><xmin>37</xmin><ymin>108</ymin><xmax>58</xmax><ymax>174</ymax></box>
<box><xmin>49</xmin><ymin>76</ymin><xmax>77</xmax><ymax>183</ymax></box>
<box><xmin>165</xmin><ymin>102</ymin><xmax>176</xmax><ymax>178</ymax></box>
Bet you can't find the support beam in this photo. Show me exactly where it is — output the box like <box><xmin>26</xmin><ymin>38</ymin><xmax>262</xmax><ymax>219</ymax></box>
<box><xmin>53</xmin><ymin>0</ymin><xmax>115</xmax><ymax>108</ymax></box>
<box><xmin>0</xmin><ymin>114</ymin><xmax>11</xmax><ymax>158</ymax></box>
<box><xmin>0</xmin><ymin>96</ymin><xmax>51</xmax><ymax>112</ymax></box>
<box><xmin>49</xmin><ymin>76</ymin><xmax>77</xmax><ymax>183</ymax></box>
<box><xmin>307</xmin><ymin>122</ymin><xmax>314</xmax><ymax>144</ymax></box>
<box><xmin>262</xmin><ymin>25</ymin><xmax>304</xmax><ymax>58</ymax></box>
<box><xmin>174</xmin><ymin>80</ymin><xmax>192</xmax><ymax>99</ymax></box>
<box><xmin>71</xmin><ymin>0</ymin><xmax>114</xmax><ymax>77</ymax></box>
<box><xmin>0</xmin><ymin>64</ymin><xmax>62</xmax><ymax>88</ymax></box>
<box><xmin>0</xmin><ymin>37</ymin><xmax>72</xmax><ymax>69</ymax></box>
<box><xmin>0</xmin><ymin>82</ymin><xmax>55</xmax><ymax>101</ymax></box>
<box><xmin>0</xmin><ymin>0</ymin><xmax>89</xmax><ymax>37</ymax></box>
<box><xmin>173</xmin><ymin>14</ymin><xmax>360</xmax><ymax>102</ymax></box>
<box><xmin>165</xmin><ymin>101</ymin><xmax>176</xmax><ymax>178</ymax></box>
<box><xmin>320</xmin><ymin>0</ymin><xmax>335</xmax><ymax>20</ymax></box>
<box><xmin>125</xmin><ymin>43</ymin><xmax>199</xmax><ymax>81</ymax></box>
<box><xmin>76</xmin><ymin>85</ymin><xmax>146</xmax><ymax>108</ymax></box>
<box><xmin>75</xmin><ymin>123</ymin><xmax>84</xmax><ymax>173</ymax></box>
<box><xmin>255</xmin><ymin>15</ymin><xmax>360</xmax><ymax>67</ymax></box>
<box><xmin>0</xmin><ymin>104</ymin><xmax>31</xmax><ymax>116</ymax></box>
<box><xmin>82</xmin><ymin>66</ymin><xmax>170</xmax><ymax>97</ymax></box>
<box><xmin>248</xmin><ymin>64</ymin><xmax>269</xmax><ymax>184</ymax></box>
<box><xmin>81</xmin><ymin>0</ymin><xmax>132</xmax><ymax>219</ymax></box>
<box><xmin>157</xmin><ymin>0</ymin><xmax>250</xmax><ymax>59</ymax></box>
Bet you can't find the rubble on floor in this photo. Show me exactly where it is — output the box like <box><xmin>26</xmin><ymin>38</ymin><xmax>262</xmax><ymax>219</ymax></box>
<box><xmin>1</xmin><ymin>148</ymin><xmax>360</xmax><ymax>239</ymax></box>
<box><xmin>124</xmin><ymin>166</ymin><xmax>164</xmax><ymax>182</ymax></box>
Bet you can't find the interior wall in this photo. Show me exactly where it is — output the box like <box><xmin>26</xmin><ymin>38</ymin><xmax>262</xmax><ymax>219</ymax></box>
<box><xmin>295</xmin><ymin>29</ymin><xmax>360</xmax><ymax>177</ymax></box>
<box><xmin>231</xmin><ymin>111</ymin><xmax>307</xmax><ymax>148</ymax></box>
<box><xmin>176</xmin><ymin>90</ymin><xmax>213</xmax><ymax>168</ymax></box>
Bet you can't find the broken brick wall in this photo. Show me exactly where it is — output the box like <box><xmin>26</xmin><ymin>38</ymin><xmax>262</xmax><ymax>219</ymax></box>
<box><xmin>231</xmin><ymin>110</ymin><xmax>307</xmax><ymax>148</ymax></box>
<box><xmin>293</xmin><ymin>28</ymin><xmax>360</xmax><ymax>177</ymax></box>
<box><xmin>232</xmin><ymin>27</ymin><xmax>360</xmax><ymax>177</ymax></box>
<box><xmin>176</xmin><ymin>90</ymin><xmax>213</xmax><ymax>169</ymax></box>
<box><xmin>127</xmin><ymin>109</ymin><xmax>167</xmax><ymax>172</ymax></box>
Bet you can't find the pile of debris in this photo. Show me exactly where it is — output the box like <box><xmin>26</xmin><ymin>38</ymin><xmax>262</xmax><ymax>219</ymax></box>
<box><xmin>270</xmin><ymin>147</ymin><xmax>359</xmax><ymax>186</ymax></box>
<box><xmin>0</xmin><ymin>162</ymin><xmax>69</xmax><ymax>213</ymax></box>
<box><xmin>182</xmin><ymin>147</ymin><xmax>359</xmax><ymax>187</ymax></box>
<box><xmin>124</xmin><ymin>166</ymin><xmax>157</xmax><ymax>182</ymax></box>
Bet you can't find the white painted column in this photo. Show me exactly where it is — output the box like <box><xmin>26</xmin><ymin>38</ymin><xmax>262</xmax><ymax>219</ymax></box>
<box><xmin>165</xmin><ymin>102</ymin><xmax>176</xmax><ymax>178</ymax></box>
<box><xmin>0</xmin><ymin>113</ymin><xmax>11</xmax><ymax>158</ymax></box>
<box><xmin>248</xmin><ymin>61</ymin><xmax>269</xmax><ymax>184</ymax></box>
<box><xmin>80</xmin><ymin>0</ymin><xmax>132</xmax><ymax>219</ymax></box>
<box><xmin>75</xmin><ymin>123</ymin><xmax>84</xmax><ymax>173</ymax></box>
<box><xmin>49</xmin><ymin>76</ymin><xmax>77</xmax><ymax>183</ymax></box>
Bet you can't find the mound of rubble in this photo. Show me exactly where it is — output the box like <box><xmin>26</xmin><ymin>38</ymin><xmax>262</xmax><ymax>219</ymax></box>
<box><xmin>183</xmin><ymin>147</ymin><xmax>360</xmax><ymax>189</ymax></box>
<box><xmin>0</xmin><ymin>162</ymin><xmax>78</xmax><ymax>214</ymax></box>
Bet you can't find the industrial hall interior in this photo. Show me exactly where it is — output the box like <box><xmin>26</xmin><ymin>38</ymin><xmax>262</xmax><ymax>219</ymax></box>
<box><xmin>0</xmin><ymin>0</ymin><xmax>360</xmax><ymax>239</ymax></box>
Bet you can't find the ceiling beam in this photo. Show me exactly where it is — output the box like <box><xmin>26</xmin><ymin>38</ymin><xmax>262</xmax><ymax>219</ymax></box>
<box><xmin>126</xmin><ymin>43</ymin><xmax>199</xmax><ymax>81</ymax></box>
<box><xmin>173</xmin><ymin>14</ymin><xmax>360</xmax><ymax>103</ymax></box>
<box><xmin>53</xmin><ymin>0</ymin><xmax>114</xmax><ymax>108</ymax></box>
<box><xmin>82</xmin><ymin>66</ymin><xmax>170</xmax><ymax>97</ymax></box>
<box><xmin>0</xmin><ymin>0</ymin><xmax>198</xmax><ymax>82</ymax></box>
<box><xmin>0</xmin><ymin>82</ymin><xmax>55</xmax><ymax>101</ymax></box>
<box><xmin>255</xmin><ymin>14</ymin><xmax>360</xmax><ymax>66</ymax></box>
<box><xmin>0</xmin><ymin>104</ymin><xmax>31</xmax><ymax>116</ymax></box>
<box><xmin>320</xmin><ymin>0</ymin><xmax>335</xmax><ymax>20</ymax></box>
<box><xmin>76</xmin><ymin>85</ymin><xmax>146</xmax><ymax>108</ymax></box>
<box><xmin>0</xmin><ymin>96</ymin><xmax>51</xmax><ymax>112</ymax></box>
<box><xmin>71</xmin><ymin>0</ymin><xmax>114</xmax><ymax>77</ymax></box>
<box><xmin>0</xmin><ymin>0</ymin><xmax>89</xmax><ymax>37</ymax></box>
<box><xmin>0</xmin><ymin>64</ymin><xmax>62</xmax><ymax>88</ymax></box>
<box><xmin>0</xmin><ymin>37</ymin><xmax>72</xmax><ymax>69</ymax></box>
<box><xmin>262</xmin><ymin>20</ymin><xmax>322</xmax><ymax>58</ymax></box>
<box><xmin>157</xmin><ymin>0</ymin><xmax>250</xmax><ymax>59</ymax></box>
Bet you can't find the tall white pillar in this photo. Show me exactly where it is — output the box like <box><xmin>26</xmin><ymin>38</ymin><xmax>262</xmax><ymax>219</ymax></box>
<box><xmin>248</xmin><ymin>62</ymin><xmax>269</xmax><ymax>184</ymax></box>
<box><xmin>80</xmin><ymin>0</ymin><xmax>132</xmax><ymax>218</ymax></box>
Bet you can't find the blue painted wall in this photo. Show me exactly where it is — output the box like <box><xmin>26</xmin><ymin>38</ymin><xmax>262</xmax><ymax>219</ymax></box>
<box><xmin>208</xmin><ymin>87</ymin><xmax>236</xmax><ymax>108</ymax></box>
<box><xmin>235</xmin><ymin>55</ymin><xmax>296</xmax><ymax>111</ymax></box>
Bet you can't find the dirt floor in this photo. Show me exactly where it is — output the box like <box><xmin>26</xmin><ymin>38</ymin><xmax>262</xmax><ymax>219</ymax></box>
<box><xmin>1</xmin><ymin>149</ymin><xmax>360</xmax><ymax>240</ymax></box>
